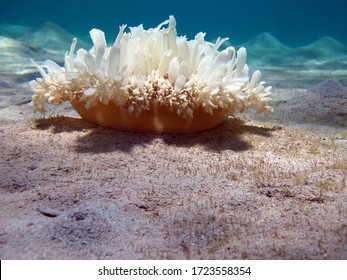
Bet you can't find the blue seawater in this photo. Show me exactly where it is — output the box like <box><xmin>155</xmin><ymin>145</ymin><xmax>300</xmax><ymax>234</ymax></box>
<box><xmin>1</xmin><ymin>0</ymin><xmax>347</xmax><ymax>47</ymax></box>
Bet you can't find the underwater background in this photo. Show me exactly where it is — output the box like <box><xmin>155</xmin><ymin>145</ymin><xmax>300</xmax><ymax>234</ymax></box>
<box><xmin>1</xmin><ymin>0</ymin><xmax>347</xmax><ymax>261</ymax></box>
<box><xmin>1</xmin><ymin>0</ymin><xmax>347</xmax><ymax>47</ymax></box>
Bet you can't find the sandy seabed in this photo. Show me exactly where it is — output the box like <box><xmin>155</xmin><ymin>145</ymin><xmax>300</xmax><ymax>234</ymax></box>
<box><xmin>1</xmin><ymin>79</ymin><xmax>346</xmax><ymax>259</ymax></box>
<box><xmin>0</xmin><ymin>23</ymin><xmax>347</xmax><ymax>258</ymax></box>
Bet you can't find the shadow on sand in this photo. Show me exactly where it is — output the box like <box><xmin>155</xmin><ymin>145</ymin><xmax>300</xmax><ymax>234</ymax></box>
<box><xmin>34</xmin><ymin>116</ymin><xmax>273</xmax><ymax>153</ymax></box>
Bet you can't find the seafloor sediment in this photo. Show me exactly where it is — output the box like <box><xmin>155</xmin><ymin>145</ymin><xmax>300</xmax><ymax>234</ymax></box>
<box><xmin>0</xmin><ymin>23</ymin><xmax>346</xmax><ymax>259</ymax></box>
